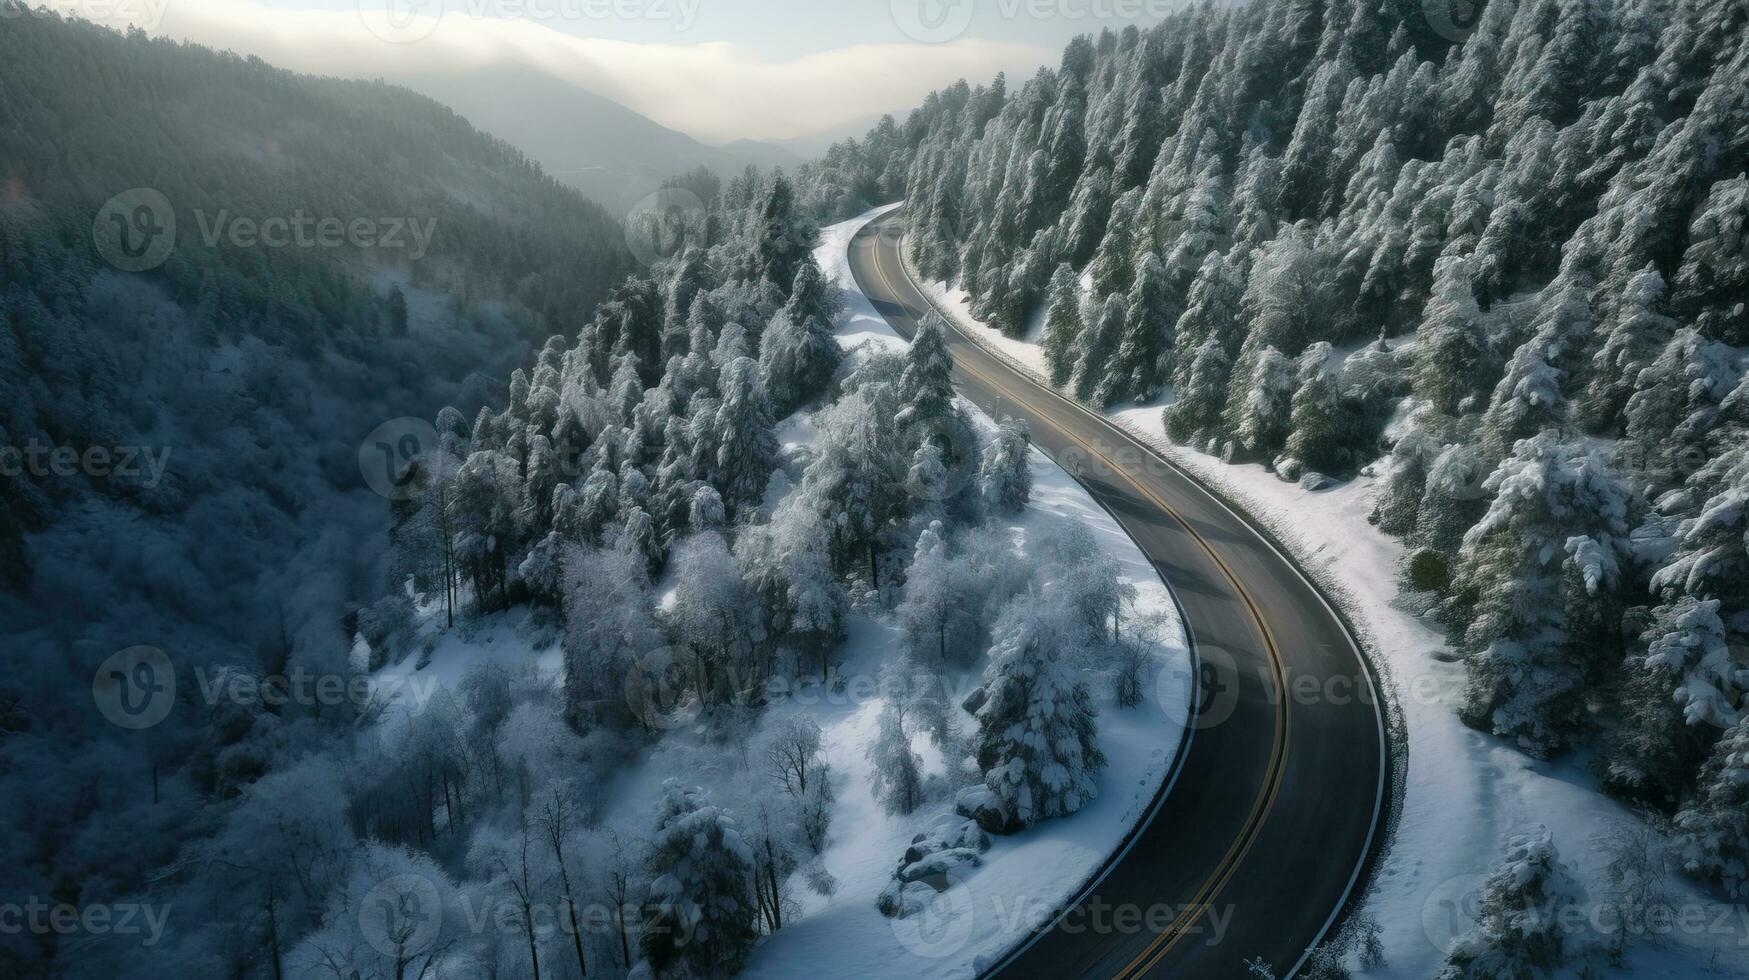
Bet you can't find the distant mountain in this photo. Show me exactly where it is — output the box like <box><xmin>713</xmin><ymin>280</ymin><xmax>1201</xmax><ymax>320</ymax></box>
<box><xmin>402</xmin><ymin>65</ymin><xmax>800</xmax><ymax>211</ymax></box>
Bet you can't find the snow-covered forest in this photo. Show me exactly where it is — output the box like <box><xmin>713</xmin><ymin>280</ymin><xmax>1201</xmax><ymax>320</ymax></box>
<box><xmin>1</xmin><ymin>10</ymin><xmax>1186</xmax><ymax>978</ymax></box>
<box><xmin>784</xmin><ymin>0</ymin><xmax>1749</xmax><ymax>974</ymax></box>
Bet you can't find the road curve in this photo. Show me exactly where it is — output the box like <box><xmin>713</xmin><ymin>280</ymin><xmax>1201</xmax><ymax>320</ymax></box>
<box><xmin>849</xmin><ymin>209</ymin><xmax>1392</xmax><ymax>979</ymax></box>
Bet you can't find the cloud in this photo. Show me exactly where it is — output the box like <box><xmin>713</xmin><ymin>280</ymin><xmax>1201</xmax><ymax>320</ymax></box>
<box><xmin>45</xmin><ymin>0</ymin><xmax>1046</xmax><ymax>143</ymax></box>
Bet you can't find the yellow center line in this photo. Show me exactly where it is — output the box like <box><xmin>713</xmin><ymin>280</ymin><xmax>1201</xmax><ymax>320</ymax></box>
<box><xmin>861</xmin><ymin>228</ymin><xmax>1294</xmax><ymax>979</ymax></box>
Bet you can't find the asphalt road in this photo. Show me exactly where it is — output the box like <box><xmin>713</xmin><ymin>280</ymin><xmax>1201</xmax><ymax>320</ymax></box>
<box><xmin>848</xmin><ymin>210</ymin><xmax>1391</xmax><ymax>980</ymax></box>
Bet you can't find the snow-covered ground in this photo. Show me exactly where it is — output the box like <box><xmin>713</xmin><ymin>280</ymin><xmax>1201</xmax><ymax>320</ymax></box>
<box><xmin>366</xmin><ymin>203</ymin><xmax>1194</xmax><ymax>980</ymax></box>
<box><xmin>903</xmin><ymin>244</ymin><xmax>1749</xmax><ymax>977</ymax></box>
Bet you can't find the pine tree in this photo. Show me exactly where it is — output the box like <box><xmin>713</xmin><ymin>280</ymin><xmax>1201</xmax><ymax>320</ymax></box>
<box><xmin>1071</xmin><ymin>295</ymin><xmax>1128</xmax><ymax>403</ymax></box>
<box><xmin>637</xmin><ymin>781</ymin><xmax>759</xmax><ymax>977</ymax></box>
<box><xmin>1414</xmin><ymin>256</ymin><xmax>1490</xmax><ymax>416</ymax></box>
<box><xmin>1583</xmin><ymin>265</ymin><xmax>1676</xmax><ymax>432</ymax></box>
<box><xmin>1451</xmin><ymin>432</ymin><xmax>1633</xmax><ymax>757</ymax></box>
<box><xmin>1671</xmin><ymin>175</ymin><xmax>1748</xmax><ymax>345</ymax></box>
<box><xmin>1040</xmin><ymin>263</ymin><xmax>1084</xmax><ymax>387</ymax></box>
<box><xmin>1674</xmin><ymin>714</ymin><xmax>1749</xmax><ymax>898</ymax></box>
<box><xmin>1284</xmin><ymin>347</ymin><xmax>1356</xmax><ymax>473</ymax></box>
<box><xmin>974</xmin><ymin>593</ymin><xmax>1106</xmax><ymax>828</ymax></box>
<box><xmin>1230</xmin><ymin>345</ymin><xmax>1295</xmax><ymax>458</ymax></box>
<box><xmin>710</xmin><ymin>355</ymin><xmax>778</xmax><ymax>519</ymax></box>
<box><xmin>1436</xmin><ymin>828</ymin><xmax>1585</xmax><ymax>979</ymax></box>
<box><xmin>1479</xmin><ymin>273</ymin><xmax>1593</xmax><ymax>460</ymax></box>
<box><xmin>1602</xmin><ymin>598</ymin><xmax>1743</xmax><ymax>810</ymax></box>
<box><xmin>1097</xmin><ymin>252</ymin><xmax>1180</xmax><ymax>406</ymax></box>
<box><xmin>1164</xmin><ymin>332</ymin><xmax>1232</xmax><ymax>444</ymax></box>
<box><xmin>978</xmin><ymin>417</ymin><xmax>1033</xmax><ymax>516</ymax></box>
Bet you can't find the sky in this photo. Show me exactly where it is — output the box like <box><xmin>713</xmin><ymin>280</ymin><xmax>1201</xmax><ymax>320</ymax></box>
<box><xmin>48</xmin><ymin>0</ymin><xmax>1190</xmax><ymax>144</ymax></box>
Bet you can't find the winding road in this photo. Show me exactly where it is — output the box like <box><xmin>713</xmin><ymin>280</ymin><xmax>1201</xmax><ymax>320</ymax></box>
<box><xmin>849</xmin><ymin>209</ymin><xmax>1392</xmax><ymax>979</ymax></box>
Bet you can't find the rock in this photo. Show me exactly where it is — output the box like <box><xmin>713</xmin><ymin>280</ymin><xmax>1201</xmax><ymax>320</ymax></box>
<box><xmin>1298</xmin><ymin>471</ymin><xmax>1335</xmax><ymax>492</ymax></box>
<box><xmin>878</xmin><ymin>878</ymin><xmax>948</xmax><ymax>918</ymax></box>
<box><xmin>1274</xmin><ymin>456</ymin><xmax>1303</xmax><ymax>481</ymax></box>
<box><xmin>960</xmin><ymin>685</ymin><xmax>987</xmax><ymax>714</ymax></box>
<box><xmin>955</xmin><ymin>786</ymin><xmax>1019</xmax><ymax>835</ymax></box>
<box><xmin>899</xmin><ymin>847</ymin><xmax>983</xmax><ymax>884</ymax></box>
<box><xmin>902</xmin><ymin>820</ymin><xmax>991</xmax><ymax>865</ymax></box>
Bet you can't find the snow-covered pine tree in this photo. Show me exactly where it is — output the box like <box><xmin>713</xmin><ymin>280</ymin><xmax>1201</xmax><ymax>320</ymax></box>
<box><xmin>1097</xmin><ymin>252</ymin><xmax>1180</xmax><ymax>406</ymax></box>
<box><xmin>1164</xmin><ymin>331</ymin><xmax>1233</xmax><ymax>445</ymax></box>
<box><xmin>1229</xmin><ymin>345</ymin><xmax>1296</xmax><ymax>459</ymax></box>
<box><xmin>1071</xmin><ymin>294</ymin><xmax>1128</xmax><ymax>403</ymax></box>
<box><xmin>1674</xmin><ymin>713</ymin><xmax>1749</xmax><ymax>898</ymax></box>
<box><xmin>1671</xmin><ymin>174</ymin><xmax>1748</xmax><ymax>345</ymax></box>
<box><xmin>1603</xmin><ymin>597</ymin><xmax>1743</xmax><ymax>810</ymax></box>
<box><xmin>974</xmin><ymin>593</ymin><xmax>1106</xmax><ymax>828</ymax></box>
<box><xmin>978</xmin><ymin>416</ymin><xmax>1033</xmax><ymax>516</ymax></box>
<box><xmin>1414</xmin><ymin>255</ymin><xmax>1490</xmax><ymax>416</ymax></box>
<box><xmin>1284</xmin><ymin>343</ymin><xmax>1358</xmax><ymax>474</ymax></box>
<box><xmin>637</xmin><ymin>780</ymin><xmax>759</xmax><ymax>978</ymax></box>
<box><xmin>1450</xmin><ymin>432</ymin><xmax>1634</xmax><ymax>757</ymax></box>
<box><xmin>711</xmin><ymin>355</ymin><xmax>778</xmax><ymax>519</ymax></box>
<box><xmin>1582</xmin><ymin>265</ymin><xmax>1676</xmax><ymax>433</ymax></box>
<box><xmin>1479</xmin><ymin>271</ymin><xmax>1593</xmax><ymax>461</ymax></box>
<box><xmin>1435</xmin><ymin>828</ymin><xmax>1585</xmax><ymax>979</ymax></box>
<box><xmin>1040</xmin><ymin>263</ymin><xmax>1085</xmax><ymax>387</ymax></box>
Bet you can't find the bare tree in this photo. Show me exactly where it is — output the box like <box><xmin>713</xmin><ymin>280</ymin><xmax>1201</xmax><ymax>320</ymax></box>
<box><xmin>536</xmin><ymin>780</ymin><xmax>588</xmax><ymax>978</ymax></box>
<box><xmin>764</xmin><ymin>716</ymin><xmax>825</xmax><ymax>796</ymax></box>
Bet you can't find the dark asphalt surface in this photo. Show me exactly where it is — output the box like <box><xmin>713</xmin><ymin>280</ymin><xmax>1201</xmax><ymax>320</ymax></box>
<box><xmin>849</xmin><ymin>210</ymin><xmax>1390</xmax><ymax>980</ymax></box>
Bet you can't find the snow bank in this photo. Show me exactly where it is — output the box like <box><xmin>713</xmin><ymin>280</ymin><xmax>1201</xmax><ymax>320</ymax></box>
<box><xmin>905</xmin><ymin>244</ymin><xmax>1749</xmax><ymax>978</ymax></box>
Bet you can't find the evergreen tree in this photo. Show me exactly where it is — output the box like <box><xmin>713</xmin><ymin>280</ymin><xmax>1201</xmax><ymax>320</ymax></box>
<box><xmin>1436</xmin><ymin>828</ymin><xmax>1585</xmax><ymax>979</ymax></box>
<box><xmin>1071</xmin><ymin>295</ymin><xmax>1128</xmax><ymax>403</ymax></box>
<box><xmin>1414</xmin><ymin>256</ymin><xmax>1490</xmax><ymax>416</ymax></box>
<box><xmin>1602</xmin><ymin>598</ymin><xmax>1743</xmax><ymax>811</ymax></box>
<box><xmin>710</xmin><ymin>356</ymin><xmax>778</xmax><ymax>519</ymax></box>
<box><xmin>1674</xmin><ymin>714</ymin><xmax>1749</xmax><ymax>898</ymax></box>
<box><xmin>1040</xmin><ymin>263</ymin><xmax>1085</xmax><ymax>387</ymax></box>
<box><xmin>1451</xmin><ymin>432</ymin><xmax>1634</xmax><ymax>757</ymax></box>
<box><xmin>978</xmin><ymin>417</ymin><xmax>1033</xmax><ymax>516</ymax></box>
<box><xmin>637</xmin><ymin>781</ymin><xmax>759</xmax><ymax>977</ymax></box>
<box><xmin>974</xmin><ymin>593</ymin><xmax>1106</xmax><ymax>828</ymax></box>
<box><xmin>1097</xmin><ymin>252</ymin><xmax>1180</xmax><ymax>405</ymax></box>
<box><xmin>1583</xmin><ymin>265</ymin><xmax>1677</xmax><ymax>432</ymax></box>
<box><xmin>1164</xmin><ymin>332</ymin><xmax>1233</xmax><ymax>444</ymax></box>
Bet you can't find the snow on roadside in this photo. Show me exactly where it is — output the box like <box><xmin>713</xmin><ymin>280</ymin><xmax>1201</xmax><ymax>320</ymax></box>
<box><xmin>738</xmin><ymin>204</ymin><xmax>1194</xmax><ymax>979</ymax></box>
<box><xmin>907</xmin><ymin>250</ymin><xmax>1749</xmax><ymax>978</ymax></box>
